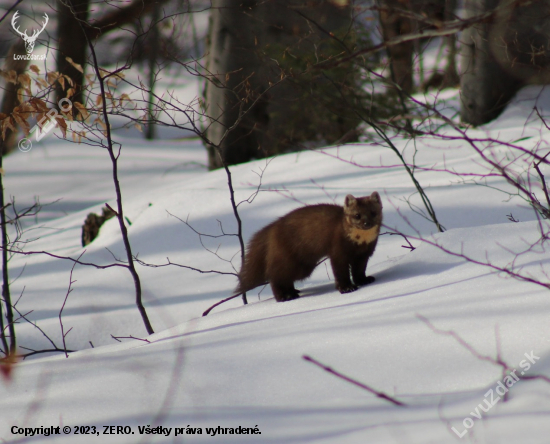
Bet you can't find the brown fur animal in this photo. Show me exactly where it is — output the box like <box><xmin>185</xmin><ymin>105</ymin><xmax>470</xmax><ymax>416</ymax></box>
<box><xmin>236</xmin><ymin>192</ymin><xmax>382</xmax><ymax>301</ymax></box>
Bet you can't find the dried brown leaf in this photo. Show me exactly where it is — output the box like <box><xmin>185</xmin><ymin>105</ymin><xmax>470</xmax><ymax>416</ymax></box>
<box><xmin>85</xmin><ymin>73</ymin><xmax>95</xmax><ymax>86</ymax></box>
<box><xmin>12</xmin><ymin>112</ymin><xmax>30</xmax><ymax>136</ymax></box>
<box><xmin>94</xmin><ymin>117</ymin><xmax>107</xmax><ymax>131</ymax></box>
<box><xmin>36</xmin><ymin>112</ymin><xmax>47</xmax><ymax>129</ymax></box>
<box><xmin>63</xmin><ymin>74</ymin><xmax>74</xmax><ymax>87</ymax></box>
<box><xmin>6</xmin><ymin>70</ymin><xmax>17</xmax><ymax>84</ymax></box>
<box><xmin>35</xmin><ymin>77</ymin><xmax>48</xmax><ymax>89</ymax></box>
<box><xmin>30</xmin><ymin>98</ymin><xmax>50</xmax><ymax>113</ymax></box>
<box><xmin>55</xmin><ymin>116</ymin><xmax>67</xmax><ymax>138</ymax></box>
<box><xmin>65</xmin><ymin>57</ymin><xmax>83</xmax><ymax>73</ymax></box>
<box><xmin>17</xmin><ymin>73</ymin><xmax>31</xmax><ymax>89</ymax></box>
<box><xmin>119</xmin><ymin>93</ymin><xmax>132</xmax><ymax>107</ymax></box>
<box><xmin>14</xmin><ymin>102</ymin><xmax>33</xmax><ymax>119</ymax></box>
<box><xmin>2</xmin><ymin>117</ymin><xmax>16</xmax><ymax>140</ymax></box>
<box><xmin>46</xmin><ymin>71</ymin><xmax>60</xmax><ymax>85</ymax></box>
<box><xmin>73</xmin><ymin>102</ymin><xmax>89</xmax><ymax>121</ymax></box>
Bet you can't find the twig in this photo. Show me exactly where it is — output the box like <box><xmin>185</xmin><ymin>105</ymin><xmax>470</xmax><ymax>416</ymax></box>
<box><xmin>381</xmin><ymin>229</ymin><xmax>416</xmax><ymax>251</ymax></box>
<box><xmin>417</xmin><ymin>315</ymin><xmax>550</xmax><ymax>385</ymax></box>
<box><xmin>110</xmin><ymin>334</ymin><xmax>150</xmax><ymax>343</ymax></box>
<box><xmin>219</xmin><ymin>157</ymin><xmax>248</xmax><ymax>305</ymax></box>
<box><xmin>59</xmin><ymin>252</ymin><xmax>84</xmax><ymax>358</ymax></box>
<box><xmin>19</xmin><ymin>347</ymin><xmax>75</xmax><ymax>359</ymax></box>
<box><xmin>417</xmin><ymin>315</ymin><xmax>506</xmax><ymax>368</ymax></box>
<box><xmin>0</xmin><ymin>133</ymin><xmax>15</xmax><ymax>355</ymax></box>
<box><xmin>313</xmin><ymin>4</ymin><xmax>510</xmax><ymax>70</ymax></box>
<box><xmin>105</xmin><ymin>203</ymin><xmax>119</xmax><ymax>217</ymax></box>
<box><xmin>0</xmin><ymin>0</ymin><xmax>24</xmax><ymax>26</ymax></box>
<box><xmin>302</xmin><ymin>355</ymin><xmax>406</xmax><ymax>406</ymax></box>
<box><xmin>3</xmin><ymin>248</ymin><xmax>125</xmax><ymax>269</ymax></box>
<box><xmin>10</xmin><ymin>298</ymin><xmax>62</xmax><ymax>357</ymax></box>
<box><xmin>321</xmin><ymin>73</ymin><xmax>445</xmax><ymax>232</ymax></box>
<box><xmin>533</xmin><ymin>162</ymin><xmax>550</xmax><ymax>216</ymax></box>
<box><xmin>135</xmin><ymin>257</ymin><xmax>237</xmax><ymax>276</ymax></box>
<box><xmin>202</xmin><ymin>292</ymin><xmax>246</xmax><ymax>317</ymax></box>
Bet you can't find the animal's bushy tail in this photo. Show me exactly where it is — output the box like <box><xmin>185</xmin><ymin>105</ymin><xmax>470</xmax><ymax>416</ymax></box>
<box><xmin>235</xmin><ymin>228</ymin><xmax>268</xmax><ymax>294</ymax></box>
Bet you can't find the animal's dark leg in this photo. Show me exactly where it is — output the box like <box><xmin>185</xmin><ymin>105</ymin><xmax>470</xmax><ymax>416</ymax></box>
<box><xmin>271</xmin><ymin>281</ymin><xmax>300</xmax><ymax>302</ymax></box>
<box><xmin>352</xmin><ymin>256</ymin><xmax>375</xmax><ymax>286</ymax></box>
<box><xmin>330</xmin><ymin>257</ymin><xmax>357</xmax><ymax>294</ymax></box>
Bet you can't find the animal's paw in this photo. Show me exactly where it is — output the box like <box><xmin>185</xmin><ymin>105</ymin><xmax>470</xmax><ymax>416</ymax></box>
<box><xmin>278</xmin><ymin>294</ymin><xmax>300</xmax><ymax>302</ymax></box>
<box><xmin>337</xmin><ymin>283</ymin><xmax>359</xmax><ymax>294</ymax></box>
<box><xmin>355</xmin><ymin>275</ymin><xmax>375</xmax><ymax>286</ymax></box>
<box><xmin>275</xmin><ymin>291</ymin><xmax>300</xmax><ymax>302</ymax></box>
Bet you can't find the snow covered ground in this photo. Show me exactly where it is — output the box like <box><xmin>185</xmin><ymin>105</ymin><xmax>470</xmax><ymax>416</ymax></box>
<box><xmin>1</xmin><ymin>81</ymin><xmax>550</xmax><ymax>443</ymax></box>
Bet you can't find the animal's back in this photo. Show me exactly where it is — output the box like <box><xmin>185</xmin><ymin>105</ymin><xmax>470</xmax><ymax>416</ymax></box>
<box><xmin>268</xmin><ymin>204</ymin><xmax>343</xmax><ymax>267</ymax></box>
<box><xmin>237</xmin><ymin>204</ymin><xmax>342</xmax><ymax>293</ymax></box>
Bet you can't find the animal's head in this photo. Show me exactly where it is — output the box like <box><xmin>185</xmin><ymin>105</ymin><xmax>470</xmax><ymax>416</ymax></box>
<box><xmin>12</xmin><ymin>11</ymin><xmax>49</xmax><ymax>54</ymax></box>
<box><xmin>344</xmin><ymin>192</ymin><xmax>383</xmax><ymax>230</ymax></box>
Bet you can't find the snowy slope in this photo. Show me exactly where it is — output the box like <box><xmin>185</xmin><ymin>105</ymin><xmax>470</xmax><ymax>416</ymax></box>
<box><xmin>0</xmin><ymin>86</ymin><xmax>550</xmax><ymax>443</ymax></box>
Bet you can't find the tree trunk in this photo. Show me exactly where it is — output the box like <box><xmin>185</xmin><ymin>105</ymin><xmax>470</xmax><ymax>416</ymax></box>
<box><xmin>203</xmin><ymin>0</ymin><xmax>357</xmax><ymax>169</ymax></box>
<box><xmin>203</xmin><ymin>0</ymin><xmax>261</xmax><ymax>168</ymax></box>
<box><xmin>378</xmin><ymin>0</ymin><xmax>414</xmax><ymax>94</ymax></box>
<box><xmin>459</xmin><ymin>0</ymin><xmax>522</xmax><ymax>125</ymax></box>
<box><xmin>442</xmin><ymin>0</ymin><xmax>460</xmax><ymax>88</ymax></box>
<box><xmin>0</xmin><ymin>39</ymin><xmax>29</xmax><ymax>155</ymax></box>
<box><xmin>56</xmin><ymin>0</ymin><xmax>90</xmax><ymax>107</ymax></box>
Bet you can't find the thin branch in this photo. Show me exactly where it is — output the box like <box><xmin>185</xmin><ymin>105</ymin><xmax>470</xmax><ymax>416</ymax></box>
<box><xmin>135</xmin><ymin>257</ymin><xmax>237</xmax><ymax>277</ymax></box>
<box><xmin>0</xmin><ymin>128</ymin><xmax>15</xmax><ymax>355</ymax></box>
<box><xmin>202</xmin><ymin>292</ymin><xmax>246</xmax><ymax>317</ymax></box>
<box><xmin>59</xmin><ymin>252</ymin><xmax>84</xmax><ymax>358</ymax></box>
<box><xmin>2</xmin><ymin>248</ymin><xmax>124</xmax><ymax>269</ymax></box>
<box><xmin>19</xmin><ymin>347</ymin><xmax>75</xmax><ymax>359</ymax></box>
<box><xmin>77</xmin><ymin>9</ymin><xmax>154</xmax><ymax>335</ymax></box>
<box><xmin>302</xmin><ymin>355</ymin><xmax>407</xmax><ymax>406</ymax></box>
<box><xmin>10</xmin><ymin>299</ymin><xmax>61</xmax><ymax>354</ymax></box>
<box><xmin>380</xmin><ymin>229</ymin><xmax>416</xmax><ymax>251</ymax></box>
<box><xmin>322</xmin><ymin>73</ymin><xmax>445</xmax><ymax>232</ymax></box>
<box><xmin>111</xmin><ymin>334</ymin><xmax>150</xmax><ymax>343</ymax></box>
<box><xmin>312</xmin><ymin>3</ymin><xmax>520</xmax><ymax>70</ymax></box>
<box><xmin>0</xmin><ymin>0</ymin><xmax>24</xmax><ymax>26</ymax></box>
<box><xmin>417</xmin><ymin>315</ymin><xmax>550</xmax><ymax>385</ymax></box>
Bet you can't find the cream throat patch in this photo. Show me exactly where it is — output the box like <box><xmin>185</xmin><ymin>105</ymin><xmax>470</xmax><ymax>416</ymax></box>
<box><xmin>346</xmin><ymin>225</ymin><xmax>380</xmax><ymax>245</ymax></box>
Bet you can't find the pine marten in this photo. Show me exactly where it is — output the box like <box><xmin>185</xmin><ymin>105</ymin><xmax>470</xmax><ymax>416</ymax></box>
<box><xmin>236</xmin><ymin>192</ymin><xmax>382</xmax><ymax>302</ymax></box>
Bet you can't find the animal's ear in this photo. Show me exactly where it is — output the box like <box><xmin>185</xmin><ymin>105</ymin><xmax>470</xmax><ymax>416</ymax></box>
<box><xmin>370</xmin><ymin>191</ymin><xmax>382</xmax><ymax>207</ymax></box>
<box><xmin>345</xmin><ymin>194</ymin><xmax>357</xmax><ymax>208</ymax></box>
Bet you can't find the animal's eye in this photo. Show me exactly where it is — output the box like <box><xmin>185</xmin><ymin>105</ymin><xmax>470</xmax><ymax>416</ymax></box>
<box><xmin>371</xmin><ymin>211</ymin><xmax>377</xmax><ymax>218</ymax></box>
<box><xmin>354</xmin><ymin>213</ymin><xmax>361</xmax><ymax>219</ymax></box>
